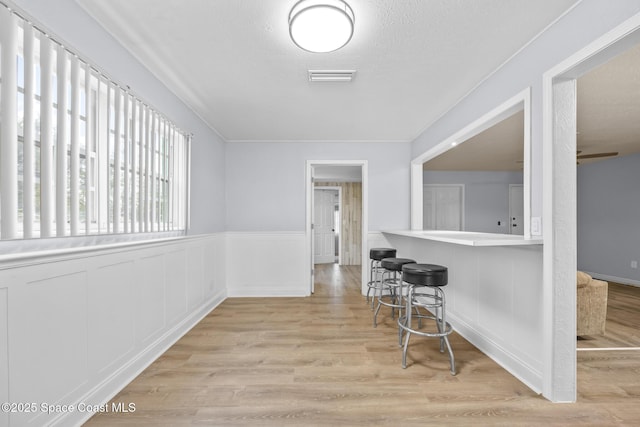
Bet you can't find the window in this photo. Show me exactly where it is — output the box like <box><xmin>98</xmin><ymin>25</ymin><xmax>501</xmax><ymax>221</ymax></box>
<box><xmin>0</xmin><ymin>5</ymin><xmax>190</xmax><ymax>240</ymax></box>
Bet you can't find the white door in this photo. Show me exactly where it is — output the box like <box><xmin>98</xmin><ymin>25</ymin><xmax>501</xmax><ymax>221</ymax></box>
<box><xmin>509</xmin><ymin>184</ymin><xmax>524</xmax><ymax>235</ymax></box>
<box><xmin>314</xmin><ymin>189</ymin><xmax>336</xmax><ymax>264</ymax></box>
<box><xmin>423</xmin><ymin>185</ymin><xmax>463</xmax><ymax>231</ymax></box>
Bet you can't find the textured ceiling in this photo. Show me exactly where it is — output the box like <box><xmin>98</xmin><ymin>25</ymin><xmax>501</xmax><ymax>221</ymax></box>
<box><xmin>75</xmin><ymin>0</ymin><xmax>578</xmax><ymax>143</ymax></box>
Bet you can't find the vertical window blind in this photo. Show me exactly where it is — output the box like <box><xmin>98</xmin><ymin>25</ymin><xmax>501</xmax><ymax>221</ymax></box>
<box><xmin>0</xmin><ymin>4</ymin><xmax>191</xmax><ymax>241</ymax></box>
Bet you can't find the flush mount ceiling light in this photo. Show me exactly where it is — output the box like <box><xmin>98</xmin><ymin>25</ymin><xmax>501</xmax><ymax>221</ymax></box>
<box><xmin>289</xmin><ymin>0</ymin><xmax>355</xmax><ymax>53</ymax></box>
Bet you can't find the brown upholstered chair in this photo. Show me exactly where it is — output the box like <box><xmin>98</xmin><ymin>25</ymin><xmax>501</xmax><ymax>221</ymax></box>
<box><xmin>577</xmin><ymin>271</ymin><xmax>608</xmax><ymax>336</ymax></box>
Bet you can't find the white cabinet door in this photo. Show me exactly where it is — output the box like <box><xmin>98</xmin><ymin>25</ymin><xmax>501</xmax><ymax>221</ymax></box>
<box><xmin>423</xmin><ymin>185</ymin><xmax>463</xmax><ymax>231</ymax></box>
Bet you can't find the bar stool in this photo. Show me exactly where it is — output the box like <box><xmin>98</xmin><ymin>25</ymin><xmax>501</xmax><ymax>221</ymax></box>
<box><xmin>373</xmin><ymin>257</ymin><xmax>416</xmax><ymax>328</ymax></box>
<box><xmin>398</xmin><ymin>263</ymin><xmax>455</xmax><ymax>375</ymax></box>
<box><xmin>366</xmin><ymin>248</ymin><xmax>396</xmax><ymax>308</ymax></box>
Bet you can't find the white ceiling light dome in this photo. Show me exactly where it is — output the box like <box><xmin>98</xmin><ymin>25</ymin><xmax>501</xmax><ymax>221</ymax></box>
<box><xmin>289</xmin><ymin>0</ymin><xmax>355</xmax><ymax>53</ymax></box>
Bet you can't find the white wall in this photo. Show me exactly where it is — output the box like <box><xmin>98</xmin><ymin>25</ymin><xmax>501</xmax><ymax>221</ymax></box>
<box><xmin>411</xmin><ymin>0</ymin><xmax>640</xmax><ymax>227</ymax></box>
<box><xmin>225</xmin><ymin>141</ymin><xmax>411</xmax><ymax>231</ymax></box>
<box><xmin>577</xmin><ymin>153</ymin><xmax>640</xmax><ymax>285</ymax></box>
<box><xmin>383</xmin><ymin>233</ymin><xmax>544</xmax><ymax>392</ymax></box>
<box><xmin>423</xmin><ymin>171</ymin><xmax>523</xmax><ymax>233</ymax></box>
<box><xmin>0</xmin><ymin>235</ymin><xmax>225</xmax><ymax>427</ymax></box>
<box><xmin>10</xmin><ymin>0</ymin><xmax>226</xmax><ymax>235</ymax></box>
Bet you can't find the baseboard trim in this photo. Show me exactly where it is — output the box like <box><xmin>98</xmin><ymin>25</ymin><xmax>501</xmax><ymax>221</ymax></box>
<box><xmin>227</xmin><ymin>286</ymin><xmax>309</xmax><ymax>298</ymax></box>
<box><xmin>52</xmin><ymin>290</ymin><xmax>226</xmax><ymax>427</ymax></box>
<box><xmin>582</xmin><ymin>271</ymin><xmax>640</xmax><ymax>287</ymax></box>
<box><xmin>448</xmin><ymin>312</ymin><xmax>543</xmax><ymax>394</ymax></box>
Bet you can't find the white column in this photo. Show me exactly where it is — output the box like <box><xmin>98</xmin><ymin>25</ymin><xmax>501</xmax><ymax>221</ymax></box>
<box><xmin>0</xmin><ymin>9</ymin><xmax>18</xmax><ymax>239</ymax></box>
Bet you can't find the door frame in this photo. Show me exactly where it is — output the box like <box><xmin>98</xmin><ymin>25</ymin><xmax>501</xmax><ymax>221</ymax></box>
<box><xmin>313</xmin><ymin>186</ymin><xmax>342</xmax><ymax>265</ymax></box>
<box><xmin>542</xmin><ymin>11</ymin><xmax>640</xmax><ymax>402</ymax></box>
<box><xmin>306</xmin><ymin>160</ymin><xmax>368</xmax><ymax>295</ymax></box>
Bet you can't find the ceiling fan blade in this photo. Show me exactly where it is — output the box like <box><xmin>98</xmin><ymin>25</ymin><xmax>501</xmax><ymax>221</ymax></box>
<box><xmin>576</xmin><ymin>152</ymin><xmax>618</xmax><ymax>159</ymax></box>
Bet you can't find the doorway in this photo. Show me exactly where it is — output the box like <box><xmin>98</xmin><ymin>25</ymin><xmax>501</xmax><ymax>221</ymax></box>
<box><xmin>306</xmin><ymin>161</ymin><xmax>368</xmax><ymax>295</ymax></box>
<box><xmin>544</xmin><ymin>13</ymin><xmax>640</xmax><ymax>402</ymax></box>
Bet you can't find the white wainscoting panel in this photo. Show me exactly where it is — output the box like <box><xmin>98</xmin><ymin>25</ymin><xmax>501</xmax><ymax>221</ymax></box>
<box><xmin>89</xmin><ymin>260</ymin><xmax>136</xmax><ymax>375</ymax></box>
<box><xmin>0</xmin><ymin>287</ymin><xmax>8</xmax><ymax>427</ymax></box>
<box><xmin>137</xmin><ymin>254</ymin><xmax>168</xmax><ymax>345</ymax></box>
<box><xmin>10</xmin><ymin>269</ymin><xmax>89</xmax><ymax>426</ymax></box>
<box><xmin>384</xmin><ymin>233</ymin><xmax>544</xmax><ymax>394</ymax></box>
<box><xmin>0</xmin><ymin>234</ymin><xmax>225</xmax><ymax>427</ymax></box>
<box><xmin>187</xmin><ymin>244</ymin><xmax>205</xmax><ymax>309</ymax></box>
<box><xmin>165</xmin><ymin>249</ymin><xmax>188</xmax><ymax>325</ymax></box>
<box><xmin>225</xmin><ymin>232</ymin><xmax>308</xmax><ymax>297</ymax></box>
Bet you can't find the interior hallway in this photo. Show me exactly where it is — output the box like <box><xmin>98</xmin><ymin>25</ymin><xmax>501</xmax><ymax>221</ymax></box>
<box><xmin>85</xmin><ymin>264</ymin><xmax>640</xmax><ymax>426</ymax></box>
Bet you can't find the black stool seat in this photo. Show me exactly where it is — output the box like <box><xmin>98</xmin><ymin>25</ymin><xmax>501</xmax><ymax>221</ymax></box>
<box><xmin>369</xmin><ymin>248</ymin><xmax>397</xmax><ymax>261</ymax></box>
<box><xmin>402</xmin><ymin>263</ymin><xmax>448</xmax><ymax>287</ymax></box>
<box><xmin>381</xmin><ymin>258</ymin><xmax>416</xmax><ymax>272</ymax></box>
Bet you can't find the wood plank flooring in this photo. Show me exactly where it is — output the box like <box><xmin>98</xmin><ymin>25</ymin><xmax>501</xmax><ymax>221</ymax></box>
<box><xmin>577</xmin><ymin>282</ymin><xmax>640</xmax><ymax>349</ymax></box>
<box><xmin>85</xmin><ymin>264</ymin><xmax>640</xmax><ymax>426</ymax></box>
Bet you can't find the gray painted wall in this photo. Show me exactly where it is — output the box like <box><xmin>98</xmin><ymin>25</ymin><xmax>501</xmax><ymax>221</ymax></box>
<box><xmin>225</xmin><ymin>142</ymin><xmax>411</xmax><ymax>231</ymax></box>
<box><xmin>423</xmin><ymin>171</ymin><xmax>523</xmax><ymax>233</ymax></box>
<box><xmin>411</xmin><ymin>0</ymin><xmax>640</xmax><ymax>232</ymax></box>
<box><xmin>577</xmin><ymin>153</ymin><xmax>640</xmax><ymax>283</ymax></box>
<box><xmin>11</xmin><ymin>0</ymin><xmax>227</xmax><ymax>234</ymax></box>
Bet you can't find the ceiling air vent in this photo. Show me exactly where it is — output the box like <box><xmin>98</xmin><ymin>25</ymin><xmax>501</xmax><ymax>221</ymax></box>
<box><xmin>308</xmin><ymin>70</ymin><xmax>356</xmax><ymax>82</ymax></box>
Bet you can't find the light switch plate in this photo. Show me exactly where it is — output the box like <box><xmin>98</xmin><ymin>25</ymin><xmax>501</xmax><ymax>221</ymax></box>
<box><xmin>531</xmin><ymin>217</ymin><xmax>542</xmax><ymax>236</ymax></box>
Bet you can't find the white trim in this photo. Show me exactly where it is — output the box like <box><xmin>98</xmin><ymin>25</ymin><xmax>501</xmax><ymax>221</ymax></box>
<box><xmin>0</xmin><ymin>232</ymin><xmax>191</xmax><ymax>268</ymax></box>
<box><xmin>542</xmin><ymin>10</ymin><xmax>640</xmax><ymax>403</ymax></box>
<box><xmin>306</xmin><ymin>160</ymin><xmax>368</xmax><ymax>294</ymax></box>
<box><xmin>577</xmin><ymin>347</ymin><xmax>640</xmax><ymax>352</ymax></box>
<box><xmin>581</xmin><ymin>271</ymin><xmax>640</xmax><ymax>288</ymax></box>
<box><xmin>411</xmin><ymin>87</ymin><xmax>532</xmax><ymax>238</ymax></box>
<box><xmin>53</xmin><ymin>292</ymin><xmax>225</xmax><ymax>427</ymax></box>
<box><xmin>447</xmin><ymin>311</ymin><xmax>542</xmax><ymax>393</ymax></box>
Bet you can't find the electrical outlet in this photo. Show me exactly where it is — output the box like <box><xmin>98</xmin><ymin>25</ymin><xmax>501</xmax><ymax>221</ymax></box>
<box><xmin>632</xmin><ymin>261</ymin><xmax>638</xmax><ymax>269</ymax></box>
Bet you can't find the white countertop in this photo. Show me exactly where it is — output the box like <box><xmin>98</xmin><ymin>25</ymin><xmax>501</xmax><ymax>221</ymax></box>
<box><xmin>383</xmin><ymin>230</ymin><xmax>544</xmax><ymax>247</ymax></box>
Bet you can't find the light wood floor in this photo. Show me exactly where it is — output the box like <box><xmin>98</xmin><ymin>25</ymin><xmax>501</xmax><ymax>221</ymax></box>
<box><xmin>86</xmin><ymin>264</ymin><xmax>640</xmax><ymax>426</ymax></box>
<box><xmin>578</xmin><ymin>282</ymin><xmax>640</xmax><ymax>349</ymax></box>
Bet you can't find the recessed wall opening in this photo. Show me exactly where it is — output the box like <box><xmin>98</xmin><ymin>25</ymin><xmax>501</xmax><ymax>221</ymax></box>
<box><xmin>410</xmin><ymin>88</ymin><xmax>532</xmax><ymax>238</ymax></box>
<box><xmin>544</xmin><ymin>12</ymin><xmax>640</xmax><ymax>402</ymax></box>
